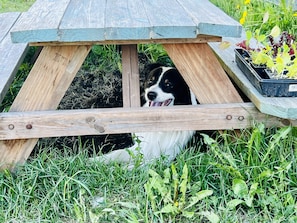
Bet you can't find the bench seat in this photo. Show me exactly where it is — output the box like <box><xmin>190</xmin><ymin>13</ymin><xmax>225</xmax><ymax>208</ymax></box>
<box><xmin>209</xmin><ymin>34</ymin><xmax>297</xmax><ymax>120</ymax></box>
<box><xmin>0</xmin><ymin>12</ymin><xmax>28</xmax><ymax>104</ymax></box>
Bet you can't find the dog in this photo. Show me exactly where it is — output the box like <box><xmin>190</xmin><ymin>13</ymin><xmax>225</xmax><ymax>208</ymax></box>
<box><xmin>91</xmin><ymin>65</ymin><xmax>197</xmax><ymax>166</ymax></box>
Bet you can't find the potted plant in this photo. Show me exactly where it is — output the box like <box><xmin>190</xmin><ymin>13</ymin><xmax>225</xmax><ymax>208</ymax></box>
<box><xmin>235</xmin><ymin>15</ymin><xmax>297</xmax><ymax>97</ymax></box>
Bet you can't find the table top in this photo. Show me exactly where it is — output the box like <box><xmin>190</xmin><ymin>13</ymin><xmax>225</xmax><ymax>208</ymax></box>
<box><xmin>10</xmin><ymin>0</ymin><xmax>242</xmax><ymax>44</ymax></box>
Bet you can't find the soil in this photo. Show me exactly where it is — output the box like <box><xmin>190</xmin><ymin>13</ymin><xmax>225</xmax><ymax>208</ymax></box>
<box><xmin>36</xmin><ymin>52</ymin><xmax>156</xmax><ymax>154</ymax></box>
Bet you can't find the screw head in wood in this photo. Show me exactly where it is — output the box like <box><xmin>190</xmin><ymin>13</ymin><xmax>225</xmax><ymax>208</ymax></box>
<box><xmin>8</xmin><ymin>124</ymin><xmax>14</xmax><ymax>130</ymax></box>
<box><xmin>26</xmin><ymin>124</ymin><xmax>33</xmax><ymax>129</ymax></box>
<box><xmin>238</xmin><ymin>116</ymin><xmax>244</xmax><ymax>121</ymax></box>
<box><xmin>226</xmin><ymin>115</ymin><xmax>232</xmax><ymax>120</ymax></box>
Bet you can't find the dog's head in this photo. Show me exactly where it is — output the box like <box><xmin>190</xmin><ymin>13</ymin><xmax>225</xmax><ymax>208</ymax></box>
<box><xmin>143</xmin><ymin>65</ymin><xmax>192</xmax><ymax>107</ymax></box>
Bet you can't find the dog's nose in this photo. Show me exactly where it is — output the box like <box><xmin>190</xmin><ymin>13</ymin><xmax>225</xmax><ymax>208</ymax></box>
<box><xmin>147</xmin><ymin>91</ymin><xmax>157</xmax><ymax>100</ymax></box>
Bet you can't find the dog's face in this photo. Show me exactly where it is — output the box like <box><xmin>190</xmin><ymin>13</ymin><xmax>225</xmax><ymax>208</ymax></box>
<box><xmin>143</xmin><ymin>66</ymin><xmax>192</xmax><ymax>107</ymax></box>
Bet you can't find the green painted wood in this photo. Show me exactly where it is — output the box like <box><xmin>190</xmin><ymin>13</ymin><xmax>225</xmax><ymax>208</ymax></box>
<box><xmin>142</xmin><ymin>0</ymin><xmax>196</xmax><ymax>39</ymax></box>
<box><xmin>0</xmin><ymin>12</ymin><xmax>28</xmax><ymax>104</ymax></box>
<box><xmin>209</xmin><ymin>34</ymin><xmax>297</xmax><ymax>120</ymax></box>
<box><xmin>105</xmin><ymin>0</ymin><xmax>151</xmax><ymax>40</ymax></box>
<box><xmin>177</xmin><ymin>0</ymin><xmax>242</xmax><ymax>37</ymax></box>
<box><xmin>10</xmin><ymin>0</ymin><xmax>242</xmax><ymax>43</ymax></box>
<box><xmin>10</xmin><ymin>0</ymin><xmax>71</xmax><ymax>43</ymax></box>
<box><xmin>0</xmin><ymin>12</ymin><xmax>21</xmax><ymax>42</ymax></box>
<box><xmin>59</xmin><ymin>0</ymin><xmax>106</xmax><ymax>41</ymax></box>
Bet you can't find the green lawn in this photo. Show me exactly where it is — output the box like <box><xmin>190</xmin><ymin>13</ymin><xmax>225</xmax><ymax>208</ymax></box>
<box><xmin>1</xmin><ymin>0</ymin><xmax>297</xmax><ymax>222</ymax></box>
<box><xmin>0</xmin><ymin>0</ymin><xmax>35</xmax><ymax>13</ymax></box>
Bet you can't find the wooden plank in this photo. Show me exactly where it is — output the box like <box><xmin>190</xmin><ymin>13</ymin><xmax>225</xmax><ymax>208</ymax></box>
<box><xmin>142</xmin><ymin>0</ymin><xmax>196</xmax><ymax>39</ymax></box>
<box><xmin>0</xmin><ymin>103</ymin><xmax>295</xmax><ymax>140</ymax></box>
<box><xmin>0</xmin><ymin>45</ymin><xmax>91</xmax><ymax>169</ymax></box>
<box><xmin>29</xmin><ymin>35</ymin><xmax>222</xmax><ymax>46</ymax></box>
<box><xmin>10</xmin><ymin>0</ymin><xmax>241</xmax><ymax>43</ymax></box>
<box><xmin>0</xmin><ymin>12</ymin><xmax>21</xmax><ymax>42</ymax></box>
<box><xmin>163</xmin><ymin>43</ymin><xmax>243</xmax><ymax>104</ymax></box>
<box><xmin>209</xmin><ymin>37</ymin><xmax>297</xmax><ymax>119</ymax></box>
<box><xmin>0</xmin><ymin>12</ymin><xmax>28</xmax><ymax>104</ymax></box>
<box><xmin>177</xmin><ymin>0</ymin><xmax>242</xmax><ymax>37</ymax></box>
<box><xmin>10</xmin><ymin>0</ymin><xmax>71</xmax><ymax>43</ymax></box>
<box><xmin>105</xmin><ymin>0</ymin><xmax>150</xmax><ymax>40</ymax></box>
<box><xmin>59</xmin><ymin>0</ymin><xmax>106</xmax><ymax>41</ymax></box>
<box><xmin>122</xmin><ymin>45</ymin><xmax>140</xmax><ymax>107</ymax></box>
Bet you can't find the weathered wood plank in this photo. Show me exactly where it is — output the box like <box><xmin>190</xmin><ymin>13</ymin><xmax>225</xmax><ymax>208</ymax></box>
<box><xmin>177</xmin><ymin>0</ymin><xmax>242</xmax><ymax>37</ymax></box>
<box><xmin>164</xmin><ymin>43</ymin><xmax>243</xmax><ymax>104</ymax></box>
<box><xmin>0</xmin><ymin>12</ymin><xmax>21</xmax><ymax>42</ymax></box>
<box><xmin>10</xmin><ymin>0</ymin><xmax>241</xmax><ymax>43</ymax></box>
<box><xmin>105</xmin><ymin>0</ymin><xmax>150</xmax><ymax>40</ymax></box>
<box><xmin>0</xmin><ymin>103</ymin><xmax>295</xmax><ymax>140</ymax></box>
<box><xmin>142</xmin><ymin>0</ymin><xmax>196</xmax><ymax>39</ymax></box>
<box><xmin>28</xmin><ymin>35</ymin><xmax>222</xmax><ymax>46</ymax></box>
<box><xmin>59</xmin><ymin>0</ymin><xmax>106</xmax><ymax>41</ymax></box>
<box><xmin>0</xmin><ymin>12</ymin><xmax>28</xmax><ymax>104</ymax></box>
<box><xmin>10</xmin><ymin>0</ymin><xmax>71</xmax><ymax>43</ymax></box>
<box><xmin>0</xmin><ymin>45</ymin><xmax>91</xmax><ymax>169</ymax></box>
<box><xmin>209</xmin><ymin>36</ymin><xmax>297</xmax><ymax>119</ymax></box>
<box><xmin>122</xmin><ymin>45</ymin><xmax>140</xmax><ymax>107</ymax></box>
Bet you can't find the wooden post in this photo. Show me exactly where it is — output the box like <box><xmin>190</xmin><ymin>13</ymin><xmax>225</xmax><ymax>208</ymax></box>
<box><xmin>0</xmin><ymin>45</ymin><xmax>91</xmax><ymax>169</ymax></box>
<box><xmin>121</xmin><ymin>44</ymin><xmax>140</xmax><ymax>107</ymax></box>
<box><xmin>163</xmin><ymin>43</ymin><xmax>243</xmax><ymax>104</ymax></box>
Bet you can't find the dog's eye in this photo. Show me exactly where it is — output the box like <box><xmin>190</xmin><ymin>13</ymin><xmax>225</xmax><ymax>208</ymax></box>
<box><xmin>164</xmin><ymin>79</ymin><xmax>173</xmax><ymax>88</ymax></box>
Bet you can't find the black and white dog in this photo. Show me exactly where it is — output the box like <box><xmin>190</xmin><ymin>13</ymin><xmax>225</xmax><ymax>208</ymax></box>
<box><xmin>91</xmin><ymin>65</ymin><xmax>197</xmax><ymax>166</ymax></box>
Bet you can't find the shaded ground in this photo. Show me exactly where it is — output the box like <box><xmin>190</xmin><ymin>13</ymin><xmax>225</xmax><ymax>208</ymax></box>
<box><xmin>37</xmin><ymin>49</ymin><xmax>158</xmax><ymax>154</ymax></box>
<box><xmin>35</xmin><ymin>45</ymin><xmax>208</xmax><ymax>155</ymax></box>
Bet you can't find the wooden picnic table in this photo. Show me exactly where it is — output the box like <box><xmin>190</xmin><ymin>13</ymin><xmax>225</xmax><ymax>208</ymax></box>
<box><xmin>0</xmin><ymin>0</ymin><xmax>296</xmax><ymax>169</ymax></box>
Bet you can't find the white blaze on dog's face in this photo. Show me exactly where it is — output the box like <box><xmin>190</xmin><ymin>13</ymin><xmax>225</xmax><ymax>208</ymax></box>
<box><xmin>144</xmin><ymin>66</ymin><xmax>192</xmax><ymax>107</ymax></box>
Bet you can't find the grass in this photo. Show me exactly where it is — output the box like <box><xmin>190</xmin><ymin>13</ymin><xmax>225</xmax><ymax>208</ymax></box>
<box><xmin>1</xmin><ymin>0</ymin><xmax>297</xmax><ymax>222</ymax></box>
<box><xmin>0</xmin><ymin>0</ymin><xmax>35</xmax><ymax>12</ymax></box>
<box><xmin>0</xmin><ymin>126</ymin><xmax>296</xmax><ymax>222</ymax></box>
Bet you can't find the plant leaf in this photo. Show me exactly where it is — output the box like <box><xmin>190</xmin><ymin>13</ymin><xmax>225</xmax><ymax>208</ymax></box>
<box><xmin>182</xmin><ymin>211</ymin><xmax>195</xmax><ymax>219</ymax></box>
<box><xmin>199</xmin><ymin>211</ymin><xmax>220</xmax><ymax>223</ymax></box>
<box><xmin>227</xmin><ymin>199</ymin><xmax>245</xmax><ymax>209</ymax></box>
<box><xmin>157</xmin><ymin>204</ymin><xmax>179</xmax><ymax>214</ymax></box>
<box><xmin>185</xmin><ymin>190</ymin><xmax>213</xmax><ymax>209</ymax></box>
<box><xmin>232</xmin><ymin>179</ymin><xmax>248</xmax><ymax>198</ymax></box>
<box><xmin>270</xmin><ymin>25</ymin><xmax>281</xmax><ymax>38</ymax></box>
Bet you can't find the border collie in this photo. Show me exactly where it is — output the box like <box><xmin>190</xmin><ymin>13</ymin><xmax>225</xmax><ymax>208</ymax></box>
<box><xmin>91</xmin><ymin>65</ymin><xmax>197</xmax><ymax>166</ymax></box>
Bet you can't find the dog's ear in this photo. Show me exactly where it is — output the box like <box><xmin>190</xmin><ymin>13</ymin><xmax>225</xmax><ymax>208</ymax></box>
<box><xmin>143</xmin><ymin>63</ymin><xmax>163</xmax><ymax>76</ymax></box>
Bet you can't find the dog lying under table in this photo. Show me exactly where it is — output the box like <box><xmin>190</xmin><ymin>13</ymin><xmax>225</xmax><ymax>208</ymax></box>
<box><xmin>91</xmin><ymin>64</ymin><xmax>197</xmax><ymax>166</ymax></box>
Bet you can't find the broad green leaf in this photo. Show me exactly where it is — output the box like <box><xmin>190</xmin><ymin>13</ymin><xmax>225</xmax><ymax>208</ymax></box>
<box><xmin>245</xmin><ymin>196</ymin><xmax>253</xmax><ymax>207</ymax></box>
<box><xmin>270</xmin><ymin>25</ymin><xmax>281</xmax><ymax>38</ymax></box>
<box><xmin>249</xmin><ymin>183</ymin><xmax>259</xmax><ymax>196</ymax></box>
<box><xmin>171</xmin><ymin>164</ymin><xmax>179</xmax><ymax>203</ymax></box>
<box><xmin>246</xmin><ymin>30</ymin><xmax>253</xmax><ymax>45</ymax></box>
<box><xmin>180</xmin><ymin>163</ymin><xmax>189</xmax><ymax>206</ymax></box>
<box><xmin>199</xmin><ymin>211</ymin><xmax>220</xmax><ymax>223</ymax></box>
<box><xmin>185</xmin><ymin>190</ymin><xmax>213</xmax><ymax>209</ymax></box>
<box><xmin>157</xmin><ymin>204</ymin><xmax>179</xmax><ymax>214</ymax></box>
<box><xmin>232</xmin><ymin>179</ymin><xmax>248</xmax><ymax>198</ymax></box>
<box><xmin>227</xmin><ymin>199</ymin><xmax>245</xmax><ymax>209</ymax></box>
<box><xmin>182</xmin><ymin>211</ymin><xmax>195</xmax><ymax>219</ymax></box>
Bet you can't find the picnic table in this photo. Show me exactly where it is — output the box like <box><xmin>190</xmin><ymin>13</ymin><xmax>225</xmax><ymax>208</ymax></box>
<box><xmin>0</xmin><ymin>0</ymin><xmax>296</xmax><ymax>169</ymax></box>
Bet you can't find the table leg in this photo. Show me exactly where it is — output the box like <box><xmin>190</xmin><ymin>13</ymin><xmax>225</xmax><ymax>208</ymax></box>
<box><xmin>0</xmin><ymin>45</ymin><xmax>91</xmax><ymax>169</ymax></box>
<box><xmin>121</xmin><ymin>45</ymin><xmax>140</xmax><ymax>107</ymax></box>
<box><xmin>163</xmin><ymin>43</ymin><xmax>243</xmax><ymax>104</ymax></box>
